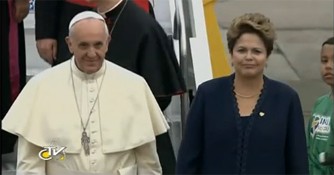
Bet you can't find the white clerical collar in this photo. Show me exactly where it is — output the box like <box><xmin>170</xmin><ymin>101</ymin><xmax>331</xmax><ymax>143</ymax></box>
<box><xmin>71</xmin><ymin>57</ymin><xmax>106</xmax><ymax>80</ymax></box>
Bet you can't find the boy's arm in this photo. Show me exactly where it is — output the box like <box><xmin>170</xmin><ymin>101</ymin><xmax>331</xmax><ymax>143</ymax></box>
<box><xmin>326</xmin><ymin>120</ymin><xmax>334</xmax><ymax>164</ymax></box>
<box><xmin>319</xmin><ymin>119</ymin><xmax>334</xmax><ymax>166</ymax></box>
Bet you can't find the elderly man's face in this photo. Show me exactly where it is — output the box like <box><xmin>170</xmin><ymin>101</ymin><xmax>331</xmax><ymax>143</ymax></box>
<box><xmin>66</xmin><ymin>19</ymin><xmax>110</xmax><ymax>74</ymax></box>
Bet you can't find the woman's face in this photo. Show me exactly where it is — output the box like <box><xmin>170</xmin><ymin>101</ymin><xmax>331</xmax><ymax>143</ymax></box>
<box><xmin>231</xmin><ymin>33</ymin><xmax>268</xmax><ymax>78</ymax></box>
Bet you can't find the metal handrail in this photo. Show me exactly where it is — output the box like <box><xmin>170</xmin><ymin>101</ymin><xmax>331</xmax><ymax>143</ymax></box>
<box><xmin>173</xmin><ymin>0</ymin><xmax>190</xmax><ymax>134</ymax></box>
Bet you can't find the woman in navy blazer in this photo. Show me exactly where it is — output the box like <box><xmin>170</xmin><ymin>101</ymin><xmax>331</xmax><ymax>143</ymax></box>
<box><xmin>176</xmin><ymin>13</ymin><xmax>309</xmax><ymax>174</ymax></box>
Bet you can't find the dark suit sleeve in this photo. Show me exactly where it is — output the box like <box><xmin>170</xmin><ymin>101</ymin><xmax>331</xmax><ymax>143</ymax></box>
<box><xmin>176</xmin><ymin>85</ymin><xmax>204</xmax><ymax>174</ymax></box>
<box><xmin>138</xmin><ymin>22</ymin><xmax>186</xmax><ymax>98</ymax></box>
<box><xmin>285</xmin><ymin>91</ymin><xmax>309</xmax><ymax>174</ymax></box>
<box><xmin>306</xmin><ymin>114</ymin><xmax>312</xmax><ymax>165</ymax></box>
<box><xmin>35</xmin><ymin>0</ymin><xmax>61</xmax><ymax>40</ymax></box>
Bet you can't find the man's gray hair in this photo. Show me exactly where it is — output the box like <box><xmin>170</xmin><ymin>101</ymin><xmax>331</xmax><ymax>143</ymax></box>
<box><xmin>68</xmin><ymin>11</ymin><xmax>109</xmax><ymax>36</ymax></box>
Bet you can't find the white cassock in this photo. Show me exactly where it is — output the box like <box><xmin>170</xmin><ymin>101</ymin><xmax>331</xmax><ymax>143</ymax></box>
<box><xmin>2</xmin><ymin>58</ymin><xmax>169</xmax><ymax>175</ymax></box>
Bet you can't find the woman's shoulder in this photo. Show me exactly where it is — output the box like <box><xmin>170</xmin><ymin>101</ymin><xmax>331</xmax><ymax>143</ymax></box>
<box><xmin>198</xmin><ymin>75</ymin><xmax>232</xmax><ymax>92</ymax></box>
<box><xmin>266</xmin><ymin>77</ymin><xmax>298</xmax><ymax>97</ymax></box>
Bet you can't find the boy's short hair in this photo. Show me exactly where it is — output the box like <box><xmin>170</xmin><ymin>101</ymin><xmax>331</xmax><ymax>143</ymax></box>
<box><xmin>322</xmin><ymin>37</ymin><xmax>334</xmax><ymax>46</ymax></box>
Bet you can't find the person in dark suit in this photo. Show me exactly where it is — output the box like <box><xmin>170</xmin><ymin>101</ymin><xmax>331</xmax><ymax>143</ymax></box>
<box><xmin>176</xmin><ymin>13</ymin><xmax>309</xmax><ymax>174</ymax></box>
<box><xmin>35</xmin><ymin>0</ymin><xmax>95</xmax><ymax>65</ymax></box>
<box><xmin>1</xmin><ymin>0</ymin><xmax>29</xmax><ymax>154</ymax></box>
<box><xmin>35</xmin><ymin>0</ymin><xmax>154</xmax><ymax>66</ymax></box>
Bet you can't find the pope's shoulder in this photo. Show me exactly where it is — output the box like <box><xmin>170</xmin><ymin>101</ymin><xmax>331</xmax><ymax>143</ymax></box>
<box><xmin>26</xmin><ymin>60</ymin><xmax>72</xmax><ymax>84</ymax></box>
<box><xmin>105</xmin><ymin>60</ymin><xmax>148</xmax><ymax>84</ymax></box>
<box><xmin>27</xmin><ymin>60</ymin><xmax>149</xmax><ymax>88</ymax></box>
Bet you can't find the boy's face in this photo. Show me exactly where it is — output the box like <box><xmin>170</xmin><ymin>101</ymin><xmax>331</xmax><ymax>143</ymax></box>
<box><xmin>320</xmin><ymin>44</ymin><xmax>334</xmax><ymax>87</ymax></box>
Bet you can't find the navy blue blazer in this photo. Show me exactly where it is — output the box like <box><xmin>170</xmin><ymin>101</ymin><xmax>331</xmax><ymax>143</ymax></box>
<box><xmin>176</xmin><ymin>74</ymin><xmax>309</xmax><ymax>174</ymax></box>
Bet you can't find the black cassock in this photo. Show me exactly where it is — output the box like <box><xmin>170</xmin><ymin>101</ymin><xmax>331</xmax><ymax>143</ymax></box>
<box><xmin>103</xmin><ymin>2</ymin><xmax>186</xmax><ymax>174</ymax></box>
<box><xmin>103</xmin><ymin>0</ymin><xmax>185</xmax><ymax>104</ymax></box>
<box><xmin>35</xmin><ymin>0</ymin><xmax>186</xmax><ymax>174</ymax></box>
<box><xmin>1</xmin><ymin>0</ymin><xmax>27</xmax><ymax>154</ymax></box>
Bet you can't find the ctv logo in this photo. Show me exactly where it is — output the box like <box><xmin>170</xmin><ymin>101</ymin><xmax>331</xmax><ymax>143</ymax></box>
<box><xmin>38</xmin><ymin>146</ymin><xmax>66</xmax><ymax>161</ymax></box>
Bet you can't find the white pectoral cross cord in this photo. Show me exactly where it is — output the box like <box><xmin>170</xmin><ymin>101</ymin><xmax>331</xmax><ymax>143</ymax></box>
<box><xmin>70</xmin><ymin>60</ymin><xmax>106</xmax><ymax>156</ymax></box>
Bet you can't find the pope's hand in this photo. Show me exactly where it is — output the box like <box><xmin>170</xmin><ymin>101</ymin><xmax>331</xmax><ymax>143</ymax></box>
<box><xmin>36</xmin><ymin>39</ymin><xmax>57</xmax><ymax>65</ymax></box>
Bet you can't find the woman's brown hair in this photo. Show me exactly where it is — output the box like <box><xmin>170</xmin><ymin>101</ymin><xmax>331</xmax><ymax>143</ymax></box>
<box><xmin>227</xmin><ymin>13</ymin><xmax>277</xmax><ymax>56</ymax></box>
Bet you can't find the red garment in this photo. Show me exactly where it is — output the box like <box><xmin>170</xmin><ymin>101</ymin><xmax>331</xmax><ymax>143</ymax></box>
<box><xmin>65</xmin><ymin>0</ymin><xmax>149</xmax><ymax>12</ymax></box>
<box><xmin>133</xmin><ymin>0</ymin><xmax>149</xmax><ymax>13</ymax></box>
<box><xmin>8</xmin><ymin>0</ymin><xmax>20</xmax><ymax>103</ymax></box>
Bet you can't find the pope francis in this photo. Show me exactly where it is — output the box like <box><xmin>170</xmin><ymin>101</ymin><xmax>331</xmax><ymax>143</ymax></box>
<box><xmin>2</xmin><ymin>11</ymin><xmax>169</xmax><ymax>175</ymax></box>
